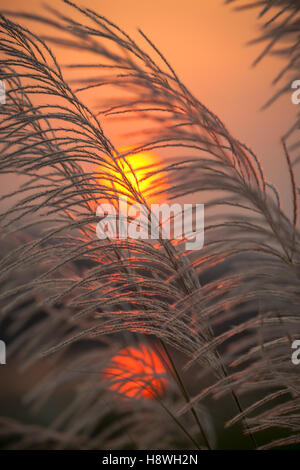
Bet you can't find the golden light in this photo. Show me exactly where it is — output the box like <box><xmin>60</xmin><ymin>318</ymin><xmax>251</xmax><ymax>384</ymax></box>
<box><xmin>103</xmin><ymin>344</ymin><xmax>168</xmax><ymax>400</ymax></box>
<box><xmin>103</xmin><ymin>146</ymin><xmax>167</xmax><ymax>205</ymax></box>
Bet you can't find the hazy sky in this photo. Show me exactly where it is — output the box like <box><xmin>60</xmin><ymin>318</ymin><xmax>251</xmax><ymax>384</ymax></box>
<box><xmin>0</xmin><ymin>0</ymin><xmax>297</xmax><ymax>213</ymax></box>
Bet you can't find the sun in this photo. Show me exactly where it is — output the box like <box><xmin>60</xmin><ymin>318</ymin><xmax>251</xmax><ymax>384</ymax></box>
<box><xmin>102</xmin><ymin>146</ymin><xmax>166</xmax><ymax>205</ymax></box>
<box><xmin>103</xmin><ymin>344</ymin><xmax>168</xmax><ymax>400</ymax></box>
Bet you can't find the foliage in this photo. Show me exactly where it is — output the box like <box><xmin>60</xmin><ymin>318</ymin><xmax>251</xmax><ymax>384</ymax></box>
<box><xmin>0</xmin><ymin>0</ymin><xmax>299</xmax><ymax>449</ymax></box>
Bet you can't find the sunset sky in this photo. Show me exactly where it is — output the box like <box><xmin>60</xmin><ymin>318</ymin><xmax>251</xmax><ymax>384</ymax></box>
<box><xmin>1</xmin><ymin>0</ymin><xmax>297</xmax><ymax>212</ymax></box>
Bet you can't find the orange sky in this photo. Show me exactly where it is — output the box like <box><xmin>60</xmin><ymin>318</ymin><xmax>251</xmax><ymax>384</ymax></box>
<box><xmin>0</xmin><ymin>0</ymin><xmax>297</xmax><ymax>214</ymax></box>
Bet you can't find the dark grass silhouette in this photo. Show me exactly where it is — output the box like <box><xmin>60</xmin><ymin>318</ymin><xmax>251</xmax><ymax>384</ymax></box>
<box><xmin>0</xmin><ymin>0</ymin><xmax>299</xmax><ymax>449</ymax></box>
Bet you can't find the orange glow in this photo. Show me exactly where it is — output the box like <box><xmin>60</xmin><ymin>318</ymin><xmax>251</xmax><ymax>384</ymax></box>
<box><xmin>104</xmin><ymin>344</ymin><xmax>167</xmax><ymax>399</ymax></box>
<box><xmin>7</xmin><ymin>0</ymin><xmax>294</xmax><ymax>211</ymax></box>
<box><xmin>105</xmin><ymin>146</ymin><xmax>166</xmax><ymax>204</ymax></box>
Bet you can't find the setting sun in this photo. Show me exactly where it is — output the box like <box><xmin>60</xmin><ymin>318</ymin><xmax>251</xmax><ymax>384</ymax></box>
<box><xmin>104</xmin><ymin>146</ymin><xmax>166</xmax><ymax>205</ymax></box>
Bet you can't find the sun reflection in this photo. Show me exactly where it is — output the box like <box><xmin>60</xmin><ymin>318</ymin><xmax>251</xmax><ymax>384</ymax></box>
<box><xmin>103</xmin><ymin>344</ymin><xmax>167</xmax><ymax>399</ymax></box>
